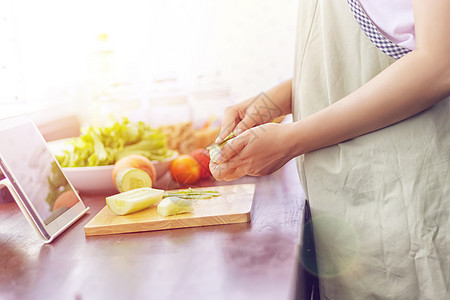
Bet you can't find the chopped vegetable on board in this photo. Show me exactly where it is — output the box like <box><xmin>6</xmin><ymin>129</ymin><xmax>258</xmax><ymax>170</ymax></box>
<box><xmin>106</xmin><ymin>187</ymin><xmax>164</xmax><ymax>215</ymax></box>
<box><xmin>163</xmin><ymin>188</ymin><xmax>221</xmax><ymax>200</ymax></box>
<box><xmin>157</xmin><ymin>196</ymin><xmax>194</xmax><ymax>216</ymax></box>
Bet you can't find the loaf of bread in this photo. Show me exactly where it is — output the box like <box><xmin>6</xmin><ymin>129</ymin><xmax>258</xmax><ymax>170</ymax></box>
<box><xmin>157</xmin><ymin>122</ymin><xmax>220</xmax><ymax>153</ymax></box>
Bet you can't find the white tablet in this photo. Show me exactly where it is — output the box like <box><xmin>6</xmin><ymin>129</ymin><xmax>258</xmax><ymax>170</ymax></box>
<box><xmin>0</xmin><ymin>116</ymin><xmax>89</xmax><ymax>243</ymax></box>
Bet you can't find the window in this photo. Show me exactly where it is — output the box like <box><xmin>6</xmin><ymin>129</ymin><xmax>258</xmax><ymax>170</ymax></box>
<box><xmin>1</xmin><ymin>0</ymin><xmax>297</xmax><ymax>125</ymax></box>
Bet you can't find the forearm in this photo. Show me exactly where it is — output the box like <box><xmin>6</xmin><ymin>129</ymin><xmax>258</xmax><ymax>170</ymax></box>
<box><xmin>286</xmin><ymin>50</ymin><xmax>450</xmax><ymax>156</ymax></box>
<box><xmin>240</xmin><ymin>79</ymin><xmax>292</xmax><ymax>118</ymax></box>
<box><xmin>263</xmin><ymin>79</ymin><xmax>293</xmax><ymax>116</ymax></box>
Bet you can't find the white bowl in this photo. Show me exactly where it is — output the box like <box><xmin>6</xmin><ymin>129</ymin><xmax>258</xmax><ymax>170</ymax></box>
<box><xmin>61</xmin><ymin>154</ymin><xmax>176</xmax><ymax>194</ymax></box>
<box><xmin>48</xmin><ymin>139</ymin><xmax>177</xmax><ymax>194</ymax></box>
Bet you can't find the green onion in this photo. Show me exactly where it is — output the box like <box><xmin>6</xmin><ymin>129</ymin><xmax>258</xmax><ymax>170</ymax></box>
<box><xmin>163</xmin><ymin>188</ymin><xmax>221</xmax><ymax>200</ymax></box>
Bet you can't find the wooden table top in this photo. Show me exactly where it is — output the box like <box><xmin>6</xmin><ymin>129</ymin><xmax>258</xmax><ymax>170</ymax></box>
<box><xmin>0</xmin><ymin>159</ymin><xmax>306</xmax><ymax>300</ymax></box>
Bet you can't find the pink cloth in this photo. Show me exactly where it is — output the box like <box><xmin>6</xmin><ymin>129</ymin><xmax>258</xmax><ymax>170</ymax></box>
<box><xmin>359</xmin><ymin>0</ymin><xmax>415</xmax><ymax>50</ymax></box>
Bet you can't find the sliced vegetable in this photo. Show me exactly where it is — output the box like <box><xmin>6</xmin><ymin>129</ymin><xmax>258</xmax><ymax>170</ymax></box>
<box><xmin>106</xmin><ymin>187</ymin><xmax>164</xmax><ymax>215</ymax></box>
<box><xmin>163</xmin><ymin>187</ymin><xmax>220</xmax><ymax>200</ymax></box>
<box><xmin>207</xmin><ymin>132</ymin><xmax>237</xmax><ymax>163</ymax></box>
<box><xmin>115</xmin><ymin>168</ymin><xmax>153</xmax><ymax>192</ymax></box>
<box><xmin>112</xmin><ymin>154</ymin><xmax>157</xmax><ymax>190</ymax></box>
<box><xmin>157</xmin><ymin>196</ymin><xmax>194</xmax><ymax>217</ymax></box>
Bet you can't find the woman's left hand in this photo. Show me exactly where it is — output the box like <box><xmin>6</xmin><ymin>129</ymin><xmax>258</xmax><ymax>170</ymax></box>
<box><xmin>209</xmin><ymin>123</ymin><xmax>295</xmax><ymax>181</ymax></box>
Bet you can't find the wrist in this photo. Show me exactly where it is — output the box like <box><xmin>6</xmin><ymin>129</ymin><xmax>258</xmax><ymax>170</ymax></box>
<box><xmin>263</xmin><ymin>79</ymin><xmax>293</xmax><ymax>116</ymax></box>
<box><xmin>281</xmin><ymin>122</ymin><xmax>308</xmax><ymax>158</ymax></box>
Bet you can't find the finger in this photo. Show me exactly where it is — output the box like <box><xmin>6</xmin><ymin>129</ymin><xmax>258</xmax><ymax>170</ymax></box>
<box><xmin>233</xmin><ymin>115</ymin><xmax>258</xmax><ymax>135</ymax></box>
<box><xmin>209</xmin><ymin>161</ymin><xmax>224</xmax><ymax>181</ymax></box>
<box><xmin>216</xmin><ymin>106</ymin><xmax>241</xmax><ymax>143</ymax></box>
<box><xmin>221</xmin><ymin>162</ymin><xmax>248</xmax><ymax>181</ymax></box>
<box><xmin>212</xmin><ymin>162</ymin><xmax>247</xmax><ymax>181</ymax></box>
<box><xmin>209</xmin><ymin>159</ymin><xmax>240</xmax><ymax>181</ymax></box>
<box><xmin>219</xmin><ymin>153</ymin><xmax>248</xmax><ymax>175</ymax></box>
<box><xmin>213</xmin><ymin>131</ymin><xmax>249</xmax><ymax>164</ymax></box>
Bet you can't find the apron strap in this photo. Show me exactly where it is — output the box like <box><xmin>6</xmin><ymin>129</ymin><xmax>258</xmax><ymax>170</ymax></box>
<box><xmin>347</xmin><ymin>0</ymin><xmax>412</xmax><ymax>59</ymax></box>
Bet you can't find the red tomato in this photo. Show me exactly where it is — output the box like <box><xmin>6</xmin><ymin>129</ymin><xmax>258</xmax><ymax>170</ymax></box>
<box><xmin>190</xmin><ymin>148</ymin><xmax>212</xmax><ymax>179</ymax></box>
<box><xmin>170</xmin><ymin>155</ymin><xmax>200</xmax><ymax>184</ymax></box>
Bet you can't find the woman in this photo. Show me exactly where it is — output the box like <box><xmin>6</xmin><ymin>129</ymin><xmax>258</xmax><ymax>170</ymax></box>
<box><xmin>210</xmin><ymin>0</ymin><xmax>449</xmax><ymax>298</ymax></box>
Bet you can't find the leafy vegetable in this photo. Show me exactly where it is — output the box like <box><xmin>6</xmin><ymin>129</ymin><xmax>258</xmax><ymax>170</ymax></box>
<box><xmin>206</xmin><ymin>132</ymin><xmax>236</xmax><ymax>150</ymax></box>
<box><xmin>163</xmin><ymin>187</ymin><xmax>221</xmax><ymax>200</ymax></box>
<box><xmin>55</xmin><ymin>118</ymin><xmax>176</xmax><ymax>167</ymax></box>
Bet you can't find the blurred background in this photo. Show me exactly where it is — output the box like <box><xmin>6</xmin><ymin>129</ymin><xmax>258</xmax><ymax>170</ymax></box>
<box><xmin>0</xmin><ymin>0</ymin><xmax>298</xmax><ymax>130</ymax></box>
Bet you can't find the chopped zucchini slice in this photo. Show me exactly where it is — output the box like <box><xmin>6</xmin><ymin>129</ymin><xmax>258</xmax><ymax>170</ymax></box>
<box><xmin>157</xmin><ymin>196</ymin><xmax>194</xmax><ymax>217</ymax></box>
<box><xmin>106</xmin><ymin>187</ymin><xmax>164</xmax><ymax>215</ymax></box>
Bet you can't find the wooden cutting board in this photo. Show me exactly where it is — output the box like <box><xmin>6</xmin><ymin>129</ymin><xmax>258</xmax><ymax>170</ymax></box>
<box><xmin>84</xmin><ymin>183</ymin><xmax>255</xmax><ymax>236</ymax></box>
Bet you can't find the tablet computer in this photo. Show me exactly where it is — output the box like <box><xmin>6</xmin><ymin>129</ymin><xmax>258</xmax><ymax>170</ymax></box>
<box><xmin>0</xmin><ymin>116</ymin><xmax>89</xmax><ymax>243</ymax></box>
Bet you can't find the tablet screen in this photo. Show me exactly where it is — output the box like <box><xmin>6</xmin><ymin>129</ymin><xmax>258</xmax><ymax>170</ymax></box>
<box><xmin>0</xmin><ymin>116</ymin><xmax>87</xmax><ymax>241</ymax></box>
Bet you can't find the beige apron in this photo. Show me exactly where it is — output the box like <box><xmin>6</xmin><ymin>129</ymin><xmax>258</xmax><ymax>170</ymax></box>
<box><xmin>292</xmin><ymin>0</ymin><xmax>450</xmax><ymax>299</ymax></box>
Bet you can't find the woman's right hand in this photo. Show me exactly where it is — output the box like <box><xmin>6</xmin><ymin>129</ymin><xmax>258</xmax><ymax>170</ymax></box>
<box><xmin>216</xmin><ymin>79</ymin><xmax>292</xmax><ymax>143</ymax></box>
<box><xmin>215</xmin><ymin>96</ymin><xmax>266</xmax><ymax>143</ymax></box>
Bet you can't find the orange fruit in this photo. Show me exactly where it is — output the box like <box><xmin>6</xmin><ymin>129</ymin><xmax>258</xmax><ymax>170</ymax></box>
<box><xmin>112</xmin><ymin>155</ymin><xmax>157</xmax><ymax>191</ymax></box>
<box><xmin>170</xmin><ymin>155</ymin><xmax>200</xmax><ymax>184</ymax></box>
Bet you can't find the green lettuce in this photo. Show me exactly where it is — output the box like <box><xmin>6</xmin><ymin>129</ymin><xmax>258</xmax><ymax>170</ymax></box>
<box><xmin>56</xmin><ymin>118</ymin><xmax>175</xmax><ymax>167</ymax></box>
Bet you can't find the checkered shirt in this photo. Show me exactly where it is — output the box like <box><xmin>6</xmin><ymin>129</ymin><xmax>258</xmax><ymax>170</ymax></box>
<box><xmin>347</xmin><ymin>0</ymin><xmax>412</xmax><ymax>59</ymax></box>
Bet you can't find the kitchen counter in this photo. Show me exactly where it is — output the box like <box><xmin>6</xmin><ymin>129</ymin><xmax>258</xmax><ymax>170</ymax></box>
<box><xmin>0</xmin><ymin>159</ymin><xmax>310</xmax><ymax>300</ymax></box>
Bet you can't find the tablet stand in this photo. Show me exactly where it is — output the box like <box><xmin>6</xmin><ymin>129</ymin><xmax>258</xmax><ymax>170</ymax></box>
<box><xmin>0</xmin><ymin>177</ymin><xmax>49</xmax><ymax>242</ymax></box>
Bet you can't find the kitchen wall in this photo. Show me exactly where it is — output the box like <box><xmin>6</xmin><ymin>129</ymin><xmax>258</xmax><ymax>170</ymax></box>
<box><xmin>1</xmin><ymin>0</ymin><xmax>298</xmax><ymax>126</ymax></box>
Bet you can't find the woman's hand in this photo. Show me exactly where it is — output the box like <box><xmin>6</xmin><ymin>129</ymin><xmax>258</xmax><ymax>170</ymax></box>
<box><xmin>210</xmin><ymin>123</ymin><xmax>295</xmax><ymax>181</ymax></box>
<box><xmin>216</xmin><ymin>79</ymin><xmax>292</xmax><ymax>143</ymax></box>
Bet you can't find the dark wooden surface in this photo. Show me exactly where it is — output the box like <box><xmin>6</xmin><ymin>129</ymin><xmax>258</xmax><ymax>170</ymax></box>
<box><xmin>0</xmin><ymin>159</ymin><xmax>305</xmax><ymax>300</ymax></box>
